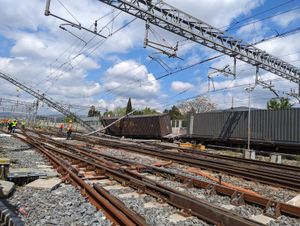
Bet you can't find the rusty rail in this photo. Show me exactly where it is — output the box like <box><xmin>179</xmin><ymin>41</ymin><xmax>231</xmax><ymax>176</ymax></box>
<box><xmin>71</xmin><ymin>134</ymin><xmax>300</xmax><ymax>191</ymax></box>
<box><xmin>19</xmin><ymin>131</ymin><xmax>263</xmax><ymax>226</ymax></box>
<box><xmin>18</xmin><ymin>131</ymin><xmax>147</xmax><ymax>226</ymax></box>
<box><xmin>33</xmin><ymin>133</ymin><xmax>300</xmax><ymax>219</ymax></box>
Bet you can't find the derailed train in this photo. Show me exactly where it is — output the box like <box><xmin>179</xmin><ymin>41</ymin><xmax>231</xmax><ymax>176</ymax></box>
<box><xmin>102</xmin><ymin>114</ymin><xmax>172</xmax><ymax>138</ymax></box>
<box><xmin>182</xmin><ymin>108</ymin><xmax>300</xmax><ymax>152</ymax></box>
<box><xmin>102</xmin><ymin>108</ymin><xmax>300</xmax><ymax>152</ymax></box>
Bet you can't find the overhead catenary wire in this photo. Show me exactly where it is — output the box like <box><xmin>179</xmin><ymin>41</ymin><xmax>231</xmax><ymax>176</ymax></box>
<box><xmin>56</xmin><ymin>0</ymin><xmax>81</xmax><ymax>25</ymax></box>
<box><xmin>220</xmin><ymin>0</ymin><xmax>296</xmax><ymax>30</ymax></box>
<box><xmin>32</xmin><ymin>3</ymin><xmax>122</xmax><ymax>92</ymax></box>
<box><xmin>226</xmin><ymin>6</ymin><xmax>300</xmax><ymax>32</ymax></box>
<box><xmin>120</xmin><ymin>22</ymin><xmax>300</xmax><ymax>91</ymax></box>
<box><xmin>42</xmin><ymin>11</ymin><xmax>124</xmax><ymax>84</ymax></box>
<box><xmin>41</xmin><ymin>12</ymin><xmax>134</xmax><ymax>94</ymax></box>
<box><xmin>29</xmin><ymin>10</ymin><xmax>119</xmax><ymax>89</ymax></box>
<box><xmin>39</xmin><ymin>0</ymin><xmax>300</xmax><ymax>102</ymax></box>
<box><xmin>34</xmin><ymin>0</ymin><xmax>300</xmax><ymax>113</ymax></box>
<box><xmin>176</xmin><ymin>2</ymin><xmax>300</xmax><ymax>48</ymax></box>
<box><xmin>43</xmin><ymin>17</ymin><xmax>138</xmax><ymax>94</ymax></box>
<box><xmin>168</xmin><ymin>75</ymin><xmax>296</xmax><ymax>108</ymax></box>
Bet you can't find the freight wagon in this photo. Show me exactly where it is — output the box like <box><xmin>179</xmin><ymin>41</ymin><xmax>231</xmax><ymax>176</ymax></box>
<box><xmin>102</xmin><ymin>114</ymin><xmax>172</xmax><ymax>139</ymax></box>
<box><xmin>181</xmin><ymin>108</ymin><xmax>300</xmax><ymax>152</ymax></box>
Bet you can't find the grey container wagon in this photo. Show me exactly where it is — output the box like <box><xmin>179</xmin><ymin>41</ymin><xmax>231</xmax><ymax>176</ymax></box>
<box><xmin>185</xmin><ymin>108</ymin><xmax>300</xmax><ymax>151</ymax></box>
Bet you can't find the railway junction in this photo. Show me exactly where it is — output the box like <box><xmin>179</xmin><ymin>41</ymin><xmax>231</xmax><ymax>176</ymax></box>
<box><xmin>1</xmin><ymin>0</ymin><xmax>300</xmax><ymax>226</ymax></box>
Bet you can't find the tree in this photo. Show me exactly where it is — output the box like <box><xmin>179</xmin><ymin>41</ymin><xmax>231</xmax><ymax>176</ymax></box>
<box><xmin>103</xmin><ymin>111</ymin><xmax>115</xmax><ymax>117</ymax></box>
<box><xmin>177</xmin><ymin>96</ymin><xmax>216</xmax><ymax>115</ymax></box>
<box><xmin>65</xmin><ymin>116</ymin><xmax>75</xmax><ymax>123</ymax></box>
<box><xmin>126</xmin><ymin>98</ymin><xmax>133</xmax><ymax>114</ymax></box>
<box><xmin>133</xmin><ymin>107</ymin><xmax>158</xmax><ymax>115</ymax></box>
<box><xmin>267</xmin><ymin>97</ymin><xmax>293</xmax><ymax>110</ymax></box>
<box><xmin>88</xmin><ymin>106</ymin><xmax>100</xmax><ymax>117</ymax></box>
<box><xmin>164</xmin><ymin>105</ymin><xmax>183</xmax><ymax>120</ymax></box>
<box><xmin>114</xmin><ymin>107</ymin><xmax>127</xmax><ymax>116</ymax></box>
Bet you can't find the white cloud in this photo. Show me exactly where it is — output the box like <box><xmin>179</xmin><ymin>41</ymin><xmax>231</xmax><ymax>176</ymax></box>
<box><xmin>165</xmin><ymin>0</ymin><xmax>264</xmax><ymax>27</ymax></box>
<box><xmin>103</xmin><ymin>60</ymin><xmax>161</xmax><ymax>99</ymax></box>
<box><xmin>2</xmin><ymin>0</ymin><xmax>299</xmax><ymax>113</ymax></box>
<box><xmin>272</xmin><ymin>11</ymin><xmax>300</xmax><ymax>28</ymax></box>
<box><xmin>237</xmin><ymin>21</ymin><xmax>263</xmax><ymax>35</ymax></box>
<box><xmin>171</xmin><ymin>81</ymin><xmax>194</xmax><ymax>92</ymax></box>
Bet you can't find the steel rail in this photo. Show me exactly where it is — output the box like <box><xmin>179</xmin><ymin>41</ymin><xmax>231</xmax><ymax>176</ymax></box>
<box><xmin>19</xmin><ymin>132</ymin><xmax>262</xmax><ymax>226</ymax></box>
<box><xmin>32</xmin><ymin>132</ymin><xmax>300</xmax><ymax>219</ymax></box>
<box><xmin>17</xmin><ymin>132</ymin><xmax>147</xmax><ymax>226</ymax></box>
<box><xmin>27</xmin><ymin>128</ymin><xmax>300</xmax><ymax>174</ymax></box>
<box><xmin>21</xmin><ymin>129</ymin><xmax>300</xmax><ymax>190</ymax></box>
<box><xmin>72</xmin><ymin>135</ymin><xmax>300</xmax><ymax>191</ymax></box>
<box><xmin>154</xmin><ymin>143</ymin><xmax>300</xmax><ymax>173</ymax></box>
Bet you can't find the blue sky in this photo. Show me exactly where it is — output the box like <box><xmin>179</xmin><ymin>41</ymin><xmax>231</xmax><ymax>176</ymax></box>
<box><xmin>0</xmin><ymin>0</ymin><xmax>300</xmax><ymax>115</ymax></box>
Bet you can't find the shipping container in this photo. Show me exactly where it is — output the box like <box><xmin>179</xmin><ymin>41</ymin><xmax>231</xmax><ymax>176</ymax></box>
<box><xmin>187</xmin><ymin>108</ymin><xmax>300</xmax><ymax>146</ymax></box>
<box><xmin>102</xmin><ymin>114</ymin><xmax>172</xmax><ymax>138</ymax></box>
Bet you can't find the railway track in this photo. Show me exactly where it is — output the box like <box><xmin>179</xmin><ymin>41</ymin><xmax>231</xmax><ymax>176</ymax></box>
<box><xmin>67</xmin><ymin>133</ymin><xmax>300</xmax><ymax>191</ymax></box>
<box><xmin>153</xmin><ymin>142</ymin><xmax>300</xmax><ymax>173</ymax></box>
<box><xmin>34</xmin><ymin>131</ymin><xmax>300</xmax><ymax>218</ymax></box>
<box><xmin>14</xmin><ymin>130</ymin><xmax>267</xmax><ymax>226</ymax></box>
<box><xmin>18</xmin><ymin>132</ymin><xmax>146</xmax><ymax>226</ymax></box>
<box><xmin>21</xmin><ymin>128</ymin><xmax>300</xmax><ymax>191</ymax></box>
<box><xmin>10</xmin><ymin>129</ymin><xmax>299</xmax><ymax>224</ymax></box>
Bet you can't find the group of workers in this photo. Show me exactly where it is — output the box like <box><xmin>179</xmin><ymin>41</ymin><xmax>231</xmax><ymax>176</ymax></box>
<box><xmin>59</xmin><ymin>121</ymin><xmax>73</xmax><ymax>139</ymax></box>
<box><xmin>1</xmin><ymin>118</ymin><xmax>73</xmax><ymax>138</ymax></box>
<box><xmin>0</xmin><ymin>119</ymin><xmax>19</xmax><ymax>133</ymax></box>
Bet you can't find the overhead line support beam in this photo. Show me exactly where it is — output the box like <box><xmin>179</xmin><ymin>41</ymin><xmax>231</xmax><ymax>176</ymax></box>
<box><xmin>97</xmin><ymin>0</ymin><xmax>300</xmax><ymax>84</ymax></box>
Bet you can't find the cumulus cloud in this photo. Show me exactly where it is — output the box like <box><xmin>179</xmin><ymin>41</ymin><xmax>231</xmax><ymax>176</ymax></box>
<box><xmin>272</xmin><ymin>11</ymin><xmax>300</xmax><ymax>28</ymax></box>
<box><xmin>171</xmin><ymin>81</ymin><xmax>194</xmax><ymax>92</ymax></box>
<box><xmin>1</xmin><ymin>0</ymin><xmax>298</xmax><ymax>112</ymax></box>
<box><xmin>165</xmin><ymin>0</ymin><xmax>263</xmax><ymax>28</ymax></box>
<box><xmin>237</xmin><ymin>21</ymin><xmax>264</xmax><ymax>36</ymax></box>
<box><xmin>0</xmin><ymin>0</ymin><xmax>134</xmax><ymax>107</ymax></box>
<box><xmin>103</xmin><ymin>60</ymin><xmax>160</xmax><ymax>99</ymax></box>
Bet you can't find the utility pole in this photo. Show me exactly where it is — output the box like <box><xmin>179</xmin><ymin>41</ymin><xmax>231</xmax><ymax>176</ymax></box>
<box><xmin>245</xmin><ymin>84</ymin><xmax>255</xmax><ymax>151</ymax></box>
<box><xmin>33</xmin><ymin>99</ymin><xmax>39</xmax><ymax>128</ymax></box>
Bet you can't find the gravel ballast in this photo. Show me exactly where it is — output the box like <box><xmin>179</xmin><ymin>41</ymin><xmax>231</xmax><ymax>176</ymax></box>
<box><xmin>8</xmin><ymin>185</ymin><xmax>112</xmax><ymax>226</ymax></box>
<box><xmin>92</xmin><ymin>144</ymin><xmax>300</xmax><ymax>225</ymax></box>
<box><xmin>1</xmin><ymin>134</ymin><xmax>113</xmax><ymax>226</ymax></box>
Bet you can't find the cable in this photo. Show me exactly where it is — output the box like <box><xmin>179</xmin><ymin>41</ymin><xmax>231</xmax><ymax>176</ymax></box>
<box><xmin>155</xmin><ymin>55</ymin><xmax>222</xmax><ymax>80</ymax></box>
<box><xmin>99</xmin><ymin>54</ymin><xmax>222</xmax><ymax>100</ymax></box>
<box><xmin>172</xmin><ymin>1</ymin><xmax>299</xmax><ymax>49</ymax></box>
<box><xmin>220</xmin><ymin>0</ymin><xmax>296</xmax><ymax>30</ymax></box>
<box><xmin>56</xmin><ymin>0</ymin><xmax>81</xmax><ymax>25</ymax></box>
<box><xmin>42</xmin><ymin>12</ymin><xmax>126</xmax><ymax>92</ymax></box>
<box><xmin>226</xmin><ymin>6</ymin><xmax>300</xmax><ymax>32</ymax></box>
<box><xmin>251</xmin><ymin>26</ymin><xmax>300</xmax><ymax>45</ymax></box>
<box><xmin>31</xmin><ymin>9</ymin><xmax>120</xmax><ymax>89</ymax></box>
<box><xmin>44</xmin><ymin>17</ymin><xmax>138</xmax><ymax>94</ymax></box>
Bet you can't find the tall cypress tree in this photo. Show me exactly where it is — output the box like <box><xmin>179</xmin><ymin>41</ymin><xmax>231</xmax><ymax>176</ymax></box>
<box><xmin>126</xmin><ymin>97</ymin><xmax>133</xmax><ymax>114</ymax></box>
